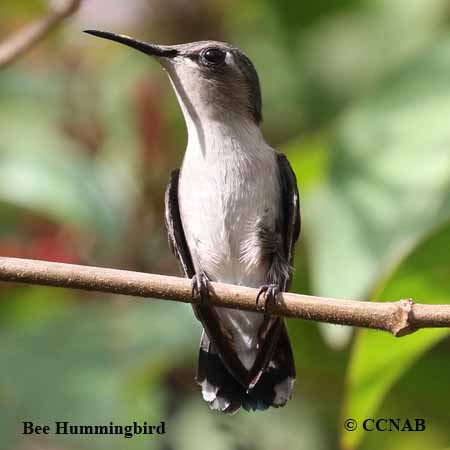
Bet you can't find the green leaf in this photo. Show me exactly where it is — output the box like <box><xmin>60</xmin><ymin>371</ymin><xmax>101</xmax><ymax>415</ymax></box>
<box><xmin>341</xmin><ymin>220</ymin><xmax>450</xmax><ymax>450</ymax></box>
<box><xmin>307</xmin><ymin>37</ymin><xmax>450</xmax><ymax>300</ymax></box>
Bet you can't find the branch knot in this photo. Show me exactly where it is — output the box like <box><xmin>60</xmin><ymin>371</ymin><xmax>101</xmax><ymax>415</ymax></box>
<box><xmin>390</xmin><ymin>298</ymin><xmax>416</xmax><ymax>337</ymax></box>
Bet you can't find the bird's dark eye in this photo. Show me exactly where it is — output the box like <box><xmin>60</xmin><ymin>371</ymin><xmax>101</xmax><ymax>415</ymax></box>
<box><xmin>201</xmin><ymin>48</ymin><xmax>226</xmax><ymax>65</ymax></box>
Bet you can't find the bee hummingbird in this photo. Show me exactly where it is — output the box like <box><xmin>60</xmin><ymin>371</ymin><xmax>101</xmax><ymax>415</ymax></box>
<box><xmin>85</xmin><ymin>30</ymin><xmax>301</xmax><ymax>413</ymax></box>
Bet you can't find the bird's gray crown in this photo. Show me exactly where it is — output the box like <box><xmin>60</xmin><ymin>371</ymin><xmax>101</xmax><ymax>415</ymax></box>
<box><xmin>173</xmin><ymin>41</ymin><xmax>262</xmax><ymax>123</ymax></box>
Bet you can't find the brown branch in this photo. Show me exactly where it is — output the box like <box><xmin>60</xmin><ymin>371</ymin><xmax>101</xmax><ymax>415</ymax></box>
<box><xmin>0</xmin><ymin>257</ymin><xmax>449</xmax><ymax>337</ymax></box>
<box><xmin>0</xmin><ymin>0</ymin><xmax>81</xmax><ymax>68</ymax></box>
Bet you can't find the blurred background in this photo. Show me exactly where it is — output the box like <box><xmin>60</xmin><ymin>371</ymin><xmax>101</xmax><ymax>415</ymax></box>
<box><xmin>1</xmin><ymin>0</ymin><xmax>450</xmax><ymax>449</ymax></box>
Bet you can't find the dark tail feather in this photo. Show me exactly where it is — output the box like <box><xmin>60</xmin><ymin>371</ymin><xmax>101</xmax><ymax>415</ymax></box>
<box><xmin>196</xmin><ymin>323</ymin><xmax>295</xmax><ymax>413</ymax></box>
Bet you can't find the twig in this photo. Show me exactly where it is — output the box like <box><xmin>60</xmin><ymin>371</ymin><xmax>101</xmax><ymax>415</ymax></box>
<box><xmin>1</xmin><ymin>257</ymin><xmax>449</xmax><ymax>336</ymax></box>
<box><xmin>0</xmin><ymin>0</ymin><xmax>81</xmax><ymax>68</ymax></box>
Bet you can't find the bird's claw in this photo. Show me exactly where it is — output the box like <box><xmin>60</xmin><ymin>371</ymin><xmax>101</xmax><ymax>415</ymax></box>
<box><xmin>256</xmin><ymin>284</ymin><xmax>280</xmax><ymax>312</ymax></box>
<box><xmin>191</xmin><ymin>272</ymin><xmax>210</xmax><ymax>305</ymax></box>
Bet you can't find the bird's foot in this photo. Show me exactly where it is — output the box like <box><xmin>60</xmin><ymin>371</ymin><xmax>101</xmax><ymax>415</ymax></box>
<box><xmin>256</xmin><ymin>284</ymin><xmax>280</xmax><ymax>312</ymax></box>
<box><xmin>191</xmin><ymin>272</ymin><xmax>210</xmax><ymax>306</ymax></box>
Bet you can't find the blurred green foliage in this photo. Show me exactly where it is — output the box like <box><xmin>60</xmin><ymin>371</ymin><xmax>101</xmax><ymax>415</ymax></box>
<box><xmin>1</xmin><ymin>1</ymin><xmax>449</xmax><ymax>449</ymax></box>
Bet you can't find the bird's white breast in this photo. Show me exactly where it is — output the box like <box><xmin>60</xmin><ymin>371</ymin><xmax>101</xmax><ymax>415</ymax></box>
<box><xmin>178</xmin><ymin>119</ymin><xmax>279</xmax><ymax>286</ymax></box>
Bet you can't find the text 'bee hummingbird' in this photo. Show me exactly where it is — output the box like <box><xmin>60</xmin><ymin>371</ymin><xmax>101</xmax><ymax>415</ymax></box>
<box><xmin>85</xmin><ymin>30</ymin><xmax>301</xmax><ymax>413</ymax></box>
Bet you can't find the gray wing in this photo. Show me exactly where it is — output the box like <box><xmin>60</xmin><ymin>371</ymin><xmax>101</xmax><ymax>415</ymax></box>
<box><xmin>276</xmin><ymin>152</ymin><xmax>301</xmax><ymax>290</ymax></box>
<box><xmin>249</xmin><ymin>152</ymin><xmax>300</xmax><ymax>386</ymax></box>
<box><xmin>263</xmin><ymin>153</ymin><xmax>301</xmax><ymax>292</ymax></box>
<box><xmin>164</xmin><ymin>169</ymin><xmax>195</xmax><ymax>279</ymax></box>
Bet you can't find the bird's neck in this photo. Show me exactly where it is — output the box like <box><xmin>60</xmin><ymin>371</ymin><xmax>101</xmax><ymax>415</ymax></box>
<box><xmin>167</xmin><ymin>70</ymin><xmax>264</xmax><ymax>159</ymax></box>
<box><xmin>188</xmin><ymin>113</ymin><xmax>264</xmax><ymax>157</ymax></box>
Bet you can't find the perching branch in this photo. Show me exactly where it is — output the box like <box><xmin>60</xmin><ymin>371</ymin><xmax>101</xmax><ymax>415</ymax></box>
<box><xmin>1</xmin><ymin>257</ymin><xmax>449</xmax><ymax>337</ymax></box>
<box><xmin>0</xmin><ymin>0</ymin><xmax>81</xmax><ymax>68</ymax></box>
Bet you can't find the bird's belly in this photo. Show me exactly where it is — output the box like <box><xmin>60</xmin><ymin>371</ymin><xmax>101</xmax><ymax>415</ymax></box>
<box><xmin>179</xmin><ymin>180</ymin><xmax>270</xmax><ymax>286</ymax></box>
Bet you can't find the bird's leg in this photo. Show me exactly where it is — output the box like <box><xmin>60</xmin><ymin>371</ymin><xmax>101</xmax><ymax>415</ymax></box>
<box><xmin>253</xmin><ymin>226</ymin><xmax>289</xmax><ymax>313</ymax></box>
<box><xmin>256</xmin><ymin>284</ymin><xmax>280</xmax><ymax>313</ymax></box>
<box><xmin>191</xmin><ymin>271</ymin><xmax>210</xmax><ymax>305</ymax></box>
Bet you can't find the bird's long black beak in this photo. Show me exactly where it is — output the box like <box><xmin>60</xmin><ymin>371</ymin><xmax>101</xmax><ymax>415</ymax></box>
<box><xmin>84</xmin><ymin>30</ymin><xmax>178</xmax><ymax>58</ymax></box>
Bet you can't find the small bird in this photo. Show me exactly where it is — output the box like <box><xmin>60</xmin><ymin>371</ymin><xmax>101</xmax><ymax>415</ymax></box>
<box><xmin>85</xmin><ymin>30</ymin><xmax>301</xmax><ymax>413</ymax></box>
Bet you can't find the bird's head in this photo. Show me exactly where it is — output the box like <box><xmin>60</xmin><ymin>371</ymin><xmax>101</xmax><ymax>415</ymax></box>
<box><xmin>84</xmin><ymin>31</ymin><xmax>262</xmax><ymax>125</ymax></box>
